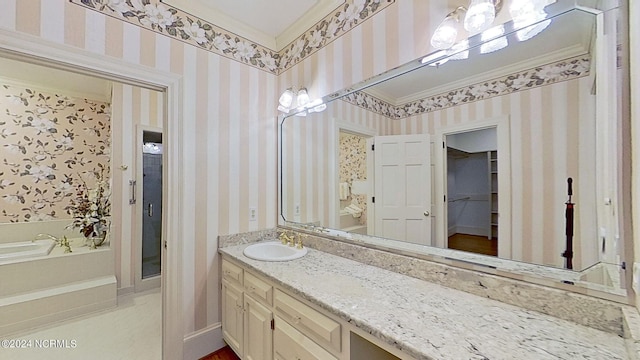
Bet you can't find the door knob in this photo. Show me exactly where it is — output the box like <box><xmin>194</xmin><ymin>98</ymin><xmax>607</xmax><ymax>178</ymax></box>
<box><xmin>424</xmin><ymin>211</ymin><xmax>430</xmax><ymax>216</ymax></box>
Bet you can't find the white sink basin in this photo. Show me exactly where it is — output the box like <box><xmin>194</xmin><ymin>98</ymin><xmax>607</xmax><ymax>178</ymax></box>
<box><xmin>243</xmin><ymin>241</ymin><xmax>308</xmax><ymax>262</ymax></box>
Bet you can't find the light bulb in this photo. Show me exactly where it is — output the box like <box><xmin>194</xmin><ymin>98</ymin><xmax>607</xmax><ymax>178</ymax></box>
<box><xmin>431</xmin><ymin>15</ymin><xmax>459</xmax><ymax>50</ymax></box>
<box><xmin>464</xmin><ymin>0</ymin><xmax>496</xmax><ymax>34</ymax></box>
<box><xmin>296</xmin><ymin>88</ymin><xmax>310</xmax><ymax>107</ymax></box>
<box><xmin>278</xmin><ymin>88</ymin><xmax>294</xmax><ymax>110</ymax></box>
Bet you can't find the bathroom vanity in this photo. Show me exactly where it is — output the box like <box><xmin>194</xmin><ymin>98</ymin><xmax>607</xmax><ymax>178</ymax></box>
<box><xmin>219</xmin><ymin>240</ymin><xmax>632</xmax><ymax>360</ymax></box>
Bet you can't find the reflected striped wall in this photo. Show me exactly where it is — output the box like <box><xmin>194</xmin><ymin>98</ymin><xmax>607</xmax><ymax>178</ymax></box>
<box><xmin>284</xmin><ymin>75</ymin><xmax>597</xmax><ymax>270</ymax></box>
<box><xmin>282</xmin><ymin>100</ymin><xmax>393</xmax><ymax>229</ymax></box>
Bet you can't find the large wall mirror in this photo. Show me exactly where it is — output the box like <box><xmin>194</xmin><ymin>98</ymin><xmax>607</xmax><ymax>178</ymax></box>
<box><xmin>280</xmin><ymin>1</ymin><xmax>628</xmax><ymax>298</ymax></box>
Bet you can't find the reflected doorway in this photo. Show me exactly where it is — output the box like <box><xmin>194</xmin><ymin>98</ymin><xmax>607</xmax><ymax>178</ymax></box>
<box><xmin>338</xmin><ymin>130</ymin><xmax>370</xmax><ymax>235</ymax></box>
<box><xmin>445</xmin><ymin>127</ymin><xmax>498</xmax><ymax>256</ymax></box>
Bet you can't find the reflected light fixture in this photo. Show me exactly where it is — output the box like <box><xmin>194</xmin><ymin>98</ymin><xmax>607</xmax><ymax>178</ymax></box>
<box><xmin>480</xmin><ymin>25</ymin><xmax>508</xmax><ymax>54</ymax></box>
<box><xmin>515</xmin><ymin>12</ymin><xmax>550</xmax><ymax>41</ymax></box>
<box><xmin>430</xmin><ymin>6</ymin><xmax>466</xmax><ymax>50</ymax></box>
<box><xmin>421</xmin><ymin>50</ymin><xmax>448</xmax><ymax>64</ymax></box>
<box><xmin>464</xmin><ymin>0</ymin><xmax>500</xmax><ymax>34</ymax></box>
<box><xmin>448</xmin><ymin>39</ymin><xmax>470</xmax><ymax>60</ymax></box>
<box><xmin>510</xmin><ymin>0</ymin><xmax>550</xmax><ymax>42</ymax></box>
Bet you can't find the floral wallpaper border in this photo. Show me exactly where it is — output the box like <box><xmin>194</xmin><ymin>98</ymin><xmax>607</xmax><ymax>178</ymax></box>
<box><xmin>342</xmin><ymin>55</ymin><xmax>591</xmax><ymax>119</ymax></box>
<box><xmin>72</xmin><ymin>0</ymin><xmax>394</xmax><ymax>75</ymax></box>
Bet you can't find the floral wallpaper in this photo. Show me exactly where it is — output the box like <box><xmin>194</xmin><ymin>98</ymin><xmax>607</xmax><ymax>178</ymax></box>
<box><xmin>343</xmin><ymin>55</ymin><xmax>592</xmax><ymax>119</ymax></box>
<box><xmin>0</xmin><ymin>83</ymin><xmax>111</xmax><ymax>223</ymax></box>
<box><xmin>72</xmin><ymin>0</ymin><xmax>394</xmax><ymax>74</ymax></box>
<box><xmin>339</xmin><ymin>132</ymin><xmax>367</xmax><ymax>225</ymax></box>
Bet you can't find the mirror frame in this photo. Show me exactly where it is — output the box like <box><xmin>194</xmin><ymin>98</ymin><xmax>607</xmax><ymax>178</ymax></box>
<box><xmin>278</xmin><ymin>2</ymin><xmax>632</xmax><ymax>303</ymax></box>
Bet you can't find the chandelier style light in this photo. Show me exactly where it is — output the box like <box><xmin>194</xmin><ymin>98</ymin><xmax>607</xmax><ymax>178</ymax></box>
<box><xmin>426</xmin><ymin>0</ymin><xmax>552</xmax><ymax>65</ymax></box>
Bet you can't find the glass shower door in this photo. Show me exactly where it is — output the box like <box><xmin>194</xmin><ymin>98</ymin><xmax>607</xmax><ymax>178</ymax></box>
<box><xmin>142</xmin><ymin>143</ymin><xmax>162</xmax><ymax>279</ymax></box>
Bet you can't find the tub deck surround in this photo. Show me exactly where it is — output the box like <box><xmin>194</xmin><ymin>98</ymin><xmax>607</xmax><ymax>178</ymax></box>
<box><xmin>219</xmin><ymin>244</ymin><xmax>628</xmax><ymax>360</ymax></box>
<box><xmin>0</xmin><ymin>237</ymin><xmax>116</xmax><ymax>336</ymax></box>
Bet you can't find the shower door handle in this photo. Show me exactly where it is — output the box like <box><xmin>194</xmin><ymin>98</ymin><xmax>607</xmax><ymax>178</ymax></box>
<box><xmin>148</xmin><ymin>203</ymin><xmax>153</xmax><ymax>217</ymax></box>
<box><xmin>129</xmin><ymin>180</ymin><xmax>137</xmax><ymax>204</ymax></box>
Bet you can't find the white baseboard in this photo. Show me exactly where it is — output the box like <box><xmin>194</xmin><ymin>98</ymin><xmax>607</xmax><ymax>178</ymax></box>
<box><xmin>117</xmin><ymin>286</ymin><xmax>135</xmax><ymax>296</ymax></box>
<box><xmin>183</xmin><ymin>322</ymin><xmax>225</xmax><ymax>360</ymax></box>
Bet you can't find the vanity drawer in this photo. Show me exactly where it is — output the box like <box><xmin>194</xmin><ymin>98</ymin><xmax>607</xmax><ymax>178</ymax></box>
<box><xmin>244</xmin><ymin>271</ymin><xmax>273</xmax><ymax>306</ymax></box>
<box><xmin>274</xmin><ymin>290</ymin><xmax>341</xmax><ymax>353</ymax></box>
<box><xmin>274</xmin><ymin>315</ymin><xmax>338</xmax><ymax>360</ymax></box>
<box><xmin>222</xmin><ymin>259</ymin><xmax>243</xmax><ymax>286</ymax></box>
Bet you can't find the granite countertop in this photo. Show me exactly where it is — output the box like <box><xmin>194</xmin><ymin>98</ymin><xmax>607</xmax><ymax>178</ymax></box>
<box><xmin>220</xmin><ymin>244</ymin><xmax>628</xmax><ymax>360</ymax></box>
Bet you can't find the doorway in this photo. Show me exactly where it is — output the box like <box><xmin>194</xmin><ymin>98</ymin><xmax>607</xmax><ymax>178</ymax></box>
<box><xmin>445</xmin><ymin>127</ymin><xmax>498</xmax><ymax>256</ymax></box>
<box><xmin>338</xmin><ymin>130</ymin><xmax>370</xmax><ymax>235</ymax></box>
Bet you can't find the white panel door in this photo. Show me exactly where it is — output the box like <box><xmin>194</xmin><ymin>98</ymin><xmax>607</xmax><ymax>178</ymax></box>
<box><xmin>373</xmin><ymin>135</ymin><xmax>431</xmax><ymax>244</ymax></box>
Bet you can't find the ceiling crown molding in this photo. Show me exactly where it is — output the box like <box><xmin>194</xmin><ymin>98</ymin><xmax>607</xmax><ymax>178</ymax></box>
<box><xmin>71</xmin><ymin>0</ymin><xmax>394</xmax><ymax>75</ymax></box>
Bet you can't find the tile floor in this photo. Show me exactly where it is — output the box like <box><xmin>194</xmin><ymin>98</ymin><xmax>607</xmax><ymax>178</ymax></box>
<box><xmin>1</xmin><ymin>288</ymin><xmax>161</xmax><ymax>360</ymax></box>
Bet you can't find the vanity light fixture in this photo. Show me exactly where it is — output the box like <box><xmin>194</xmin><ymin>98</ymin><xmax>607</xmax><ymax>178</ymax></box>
<box><xmin>430</xmin><ymin>6</ymin><xmax>466</xmax><ymax>50</ymax></box>
<box><xmin>278</xmin><ymin>88</ymin><xmax>295</xmax><ymax>113</ymax></box>
<box><xmin>296</xmin><ymin>88</ymin><xmax>310</xmax><ymax>107</ymax></box>
<box><xmin>278</xmin><ymin>87</ymin><xmax>327</xmax><ymax>115</ymax></box>
<box><xmin>464</xmin><ymin>0</ymin><xmax>501</xmax><ymax>34</ymax></box>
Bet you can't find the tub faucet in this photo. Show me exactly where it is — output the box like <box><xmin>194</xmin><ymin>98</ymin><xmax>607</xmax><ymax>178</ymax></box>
<box><xmin>34</xmin><ymin>233</ymin><xmax>58</xmax><ymax>243</ymax></box>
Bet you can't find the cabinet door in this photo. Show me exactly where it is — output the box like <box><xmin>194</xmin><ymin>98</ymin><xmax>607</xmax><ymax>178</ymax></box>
<box><xmin>244</xmin><ymin>295</ymin><xmax>273</xmax><ymax>360</ymax></box>
<box><xmin>274</xmin><ymin>316</ymin><xmax>338</xmax><ymax>360</ymax></box>
<box><xmin>222</xmin><ymin>280</ymin><xmax>244</xmax><ymax>357</ymax></box>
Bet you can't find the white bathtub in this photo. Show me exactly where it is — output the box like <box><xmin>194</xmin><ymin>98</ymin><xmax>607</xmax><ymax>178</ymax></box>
<box><xmin>0</xmin><ymin>239</ymin><xmax>56</xmax><ymax>263</ymax></box>
<box><xmin>0</xmin><ymin>232</ymin><xmax>116</xmax><ymax>336</ymax></box>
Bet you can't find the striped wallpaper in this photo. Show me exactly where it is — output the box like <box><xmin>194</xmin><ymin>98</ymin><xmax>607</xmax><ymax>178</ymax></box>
<box><xmin>110</xmin><ymin>84</ymin><xmax>163</xmax><ymax>292</ymax></box>
<box><xmin>1</xmin><ymin>0</ymin><xmax>279</xmax><ymax>339</ymax></box>
<box><xmin>3</xmin><ymin>0</ymin><xmax>608</xmax><ymax>349</ymax></box>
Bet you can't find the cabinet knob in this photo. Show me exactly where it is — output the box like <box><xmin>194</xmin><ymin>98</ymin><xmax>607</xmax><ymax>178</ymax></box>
<box><xmin>424</xmin><ymin>211</ymin><xmax>430</xmax><ymax>216</ymax></box>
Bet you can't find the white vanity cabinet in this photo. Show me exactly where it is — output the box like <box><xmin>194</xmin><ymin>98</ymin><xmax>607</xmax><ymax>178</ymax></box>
<box><xmin>222</xmin><ymin>258</ymin><xmax>406</xmax><ymax>360</ymax></box>
<box><xmin>222</xmin><ymin>259</ymin><xmax>274</xmax><ymax>360</ymax></box>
